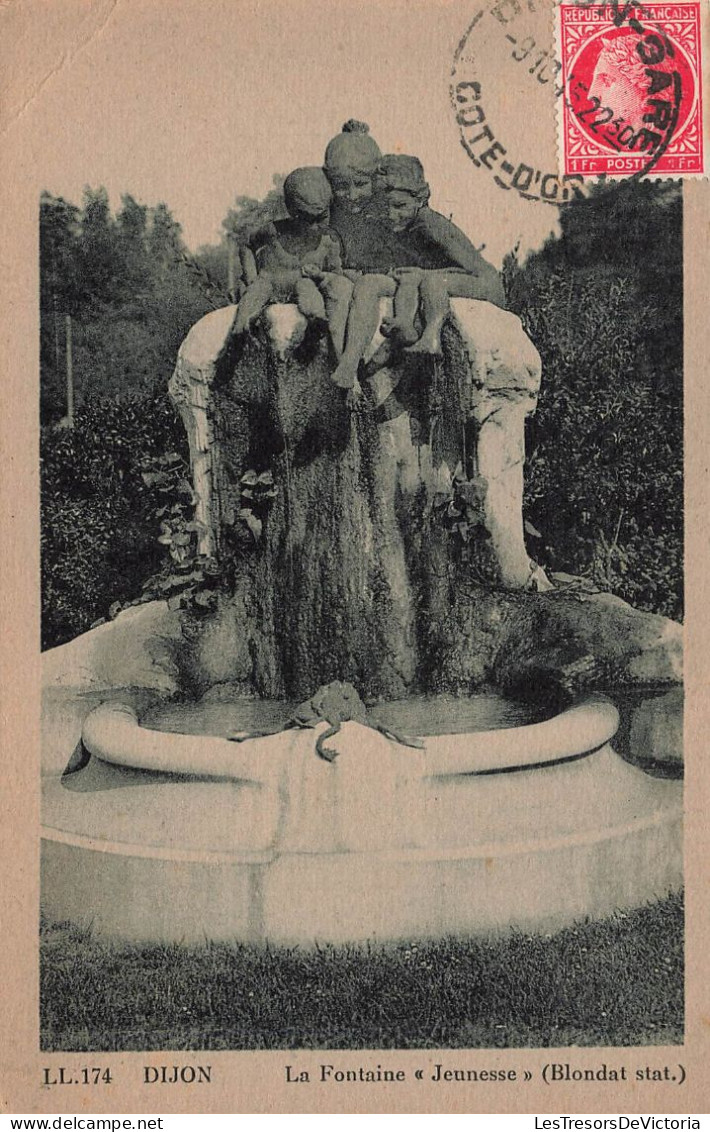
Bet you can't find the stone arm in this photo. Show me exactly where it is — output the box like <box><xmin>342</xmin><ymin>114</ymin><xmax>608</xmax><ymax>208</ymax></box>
<box><xmin>240</xmin><ymin>245</ymin><xmax>259</xmax><ymax>286</ymax></box>
<box><xmin>321</xmin><ymin>233</ymin><xmax>344</xmax><ymax>274</ymax></box>
<box><xmin>302</xmin><ymin>233</ymin><xmax>344</xmax><ymax>278</ymax></box>
<box><xmin>241</xmin><ymin>222</ymin><xmax>294</xmax><ymax>280</ymax></box>
<box><xmin>412</xmin><ymin>209</ymin><xmax>506</xmax><ymax>307</ymax></box>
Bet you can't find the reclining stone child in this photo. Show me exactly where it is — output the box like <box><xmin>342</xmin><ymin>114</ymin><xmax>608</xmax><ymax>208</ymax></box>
<box><xmin>330</xmin><ymin>154</ymin><xmax>507</xmax><ymax>392</ymax></box>
<box><xmin>233</xmin><ymin>166</ymin><xmax>354</xmax><ymax>357</ymax></box>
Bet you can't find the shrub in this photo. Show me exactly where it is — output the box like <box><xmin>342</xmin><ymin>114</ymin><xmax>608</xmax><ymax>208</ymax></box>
<box><xmin>507</xmin><ymin>183</ymin><xmax>683</xmax><ymax>621</ymax></box>
<box><xmin>41</xmin><ymin>393</ymin><xmax>187</xmax><ymax>648</ymax></box>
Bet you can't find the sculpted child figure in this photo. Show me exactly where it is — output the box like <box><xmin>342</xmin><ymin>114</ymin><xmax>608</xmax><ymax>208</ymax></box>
<box><xmin>323</xmin><ymin>120</ymin><xmax>398</xmax><ymax>275</ymax></box>
<box><xmin>328</xmin><ymin>152</ymin><xmax>507</xmax><ymax>392</ymax></box>
<box><xmin>233</xmin><ymin>166</ymin><xmax>353</xmax><ymax>357</ymax></box>
<box><xmin>378</xmin><ymin>154</ymin><xmax>506</xmax><ymax>353</ymax></box>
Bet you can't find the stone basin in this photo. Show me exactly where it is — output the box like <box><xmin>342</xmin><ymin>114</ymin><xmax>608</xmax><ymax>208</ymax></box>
<box><xmin>40</xmin><ymin>692</ymin><xmax>682</xmax><ymax>946</ymax></box>
<box><xmin>39</xmin><ymin>291</ymin><xmax>684</xmax><ymax>948</ymax></box>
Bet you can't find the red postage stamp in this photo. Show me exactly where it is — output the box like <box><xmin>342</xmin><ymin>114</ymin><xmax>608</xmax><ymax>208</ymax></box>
<box><xmin>557</xmin><ymin>2</ymin><xmax>704</xmax><ymax>177</ymax></box>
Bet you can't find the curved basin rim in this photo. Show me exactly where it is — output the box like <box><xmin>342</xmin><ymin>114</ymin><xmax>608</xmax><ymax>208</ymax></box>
<box><xmin>80</xmin><ymin>695</ymin><xmax>620</xmax><ymax>783</ymax></box>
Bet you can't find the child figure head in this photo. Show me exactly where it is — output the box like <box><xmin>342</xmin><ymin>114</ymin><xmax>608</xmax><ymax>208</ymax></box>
<box><xmin>378</xmin><ymin>155</ymin><xmax>430</xmax><ymax>231</ymax></box>
<box><xmin>283</xmin><ymin>167</ymin><xmax>333</xmax><ymax>224</ymax></box>
<box><xmin>324</xmin><ymin>121</ymin><xmax>382</xmax><ymax>211</ymax></box>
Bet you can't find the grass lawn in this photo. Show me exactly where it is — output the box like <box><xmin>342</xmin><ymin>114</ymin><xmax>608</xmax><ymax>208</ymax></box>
<box><xmin>41</xmin><ymin>893</ymin><xmax>683</xmax><ymax>1051</ymax></box>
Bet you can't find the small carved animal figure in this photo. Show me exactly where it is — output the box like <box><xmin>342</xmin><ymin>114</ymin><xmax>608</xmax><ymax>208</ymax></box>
<box><xmin>227</xmin><ymin>680</ymin><xmax>424</xmax><ymax>760</ymax></box>
<box><xmin>288</xmin><ymin>680</ymin><xmax>424</xmax><ymax>762</ymax></box>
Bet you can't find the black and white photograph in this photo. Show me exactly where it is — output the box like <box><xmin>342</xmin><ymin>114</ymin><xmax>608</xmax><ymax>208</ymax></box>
<box><xmin>2</xmin><ymin>0</ymin><xmax>707</xmax><ymax>1115</ymax></box>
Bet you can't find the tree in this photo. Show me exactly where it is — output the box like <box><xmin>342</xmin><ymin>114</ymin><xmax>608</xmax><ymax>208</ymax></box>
<box><xmin>148</xmin><ymin>202</ymin><xmax>185</xmax><ymax>272</ymax></box>
<box><xmin>116</xmin><ymin>193</ymin><xmax>150</xmax><ymax>292</ymax></box>
<box><xmin>40</xmin><ymin>193</ymin><xmax>82</xmax><ymax>419</ymax></box>
<box><xmin>40</xmin><ymin>190</ymin><xmax>217</xmax><ymax>416</ymax></box>
<box><xmin>77</xmin><ymin>186</ymin><xmax>122</xmax><ymax>310</ymax></box>
<box><xmin>506</xmin><ymin>180</ymin><xmax>683</xmax><ymax>618</ymax></box>
<box><xmin>222</xmin><ymin>175</ymin><xmax>286</xmax><ymax>244</ymax></box>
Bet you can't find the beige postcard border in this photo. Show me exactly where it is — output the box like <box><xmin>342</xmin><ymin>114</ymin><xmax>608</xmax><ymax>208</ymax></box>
<box><xmin>1</xmin><ymin>0</ymin><xmax>709</xmax><ymax>1114</ymax></box>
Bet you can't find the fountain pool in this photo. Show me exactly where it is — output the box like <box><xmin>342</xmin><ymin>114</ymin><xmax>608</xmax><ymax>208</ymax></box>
<box><xmin>40</xmin><ymin>690</ymin><xmax>682</xmax><ymax>946</ymax></box>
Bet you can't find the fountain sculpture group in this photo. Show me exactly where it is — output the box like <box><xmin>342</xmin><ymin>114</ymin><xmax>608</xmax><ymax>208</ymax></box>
<box><xmin>40</xmin><ymin>123</ymin><xmax>683</xmax><ymax>945</ymax></box>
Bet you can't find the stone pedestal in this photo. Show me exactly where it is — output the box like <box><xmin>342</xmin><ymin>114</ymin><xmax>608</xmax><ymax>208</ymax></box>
<box><xmin>167</xmin><ymin>298</ymin><xmax>546</xmax><ymax>696</ymax></box>
<box><xmin>170</xmin><ymin>299</ymin><xmax>543</xmax><ymax>583</ymax></box>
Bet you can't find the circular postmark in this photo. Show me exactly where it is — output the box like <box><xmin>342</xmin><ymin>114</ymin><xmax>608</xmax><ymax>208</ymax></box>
<box><xmin>451</xmin><ymin>1</ymin><xmax>704</xmax><ymax>194</ymax></box>
<box><xmin>451</xmin><ymin>1</ymin><xmax>591</xmax><ymax>207</ymax></box>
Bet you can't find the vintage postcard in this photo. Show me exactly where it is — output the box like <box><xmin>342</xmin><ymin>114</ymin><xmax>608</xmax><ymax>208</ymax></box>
<box><xmin>1</xmin><ymin>0</ymin><xmax>709</xmax><ymax>1116</ymax></box>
